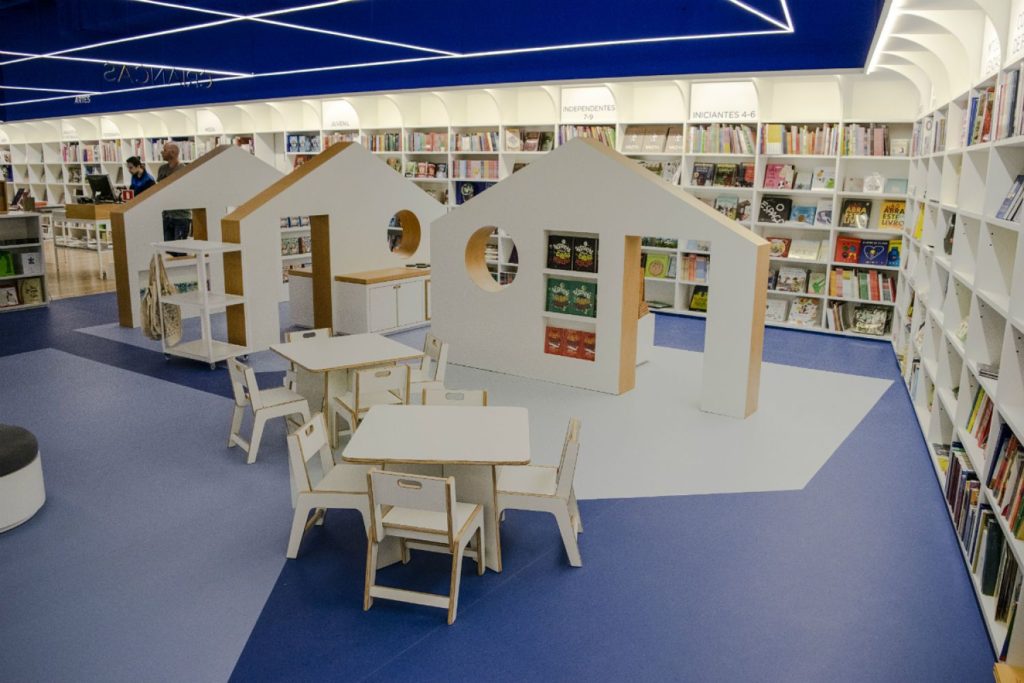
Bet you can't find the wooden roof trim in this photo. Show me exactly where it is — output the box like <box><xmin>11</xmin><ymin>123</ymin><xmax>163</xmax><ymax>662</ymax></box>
<box><xmin>222</xmin><ymin>142</ymin><xmax>353</xmax><ymax>223</ymax></box>
<box><xmin>109</xmin><ymin>144</ymin><xmax>232</xmax><ymax>216</ymax></box>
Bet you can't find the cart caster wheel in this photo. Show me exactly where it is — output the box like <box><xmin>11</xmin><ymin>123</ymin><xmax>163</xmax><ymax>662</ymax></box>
<box><xmin>238</xmin><ymin>354</ymin><xmax>249</xmax><ymax>361</ymax></box>
<box><xmin>164</xmin><ymin>354</ymin><xmax>171</xmax><ymax>360</ymax></box>
<box><xmin>209</xmin><ymin>362</ymin><xmax>218</xmax><ymax>370</ymax></box>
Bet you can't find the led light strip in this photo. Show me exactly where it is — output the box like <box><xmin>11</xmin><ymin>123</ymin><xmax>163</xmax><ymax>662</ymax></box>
<box><xmin>1</xmin><ymin>0</ymin><xmax>797</xmax><ymax>107</ymax></box>
<box><xmin>0</xmin><ymin>50</ymin><xmax>249</xmax><ymax>77</ymax></box>
<box><xmin>129</xmin><ymin>0</ymin><xmax>458</xmax><ymax>56</ymax></box>
<box><xmin>0</xmin><ymin>85</ymin><xmax>97</xmax><ymax>94</ymax></box>
<box><xmin>866</xmin><ymin>0</ymin><xmax>903</xmax><ymax>74</ymax></box>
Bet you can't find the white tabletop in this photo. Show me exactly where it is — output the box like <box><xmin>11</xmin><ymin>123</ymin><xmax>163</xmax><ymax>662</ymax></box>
<box><xmin>342</xmin><ymin>405</ymin><xmax>531</xmax><ymax>466</ymax></box>
<box><xmin>270</xmin><ymin>333</ymin><xmax>424</xmax><ymax>373</ymax></box>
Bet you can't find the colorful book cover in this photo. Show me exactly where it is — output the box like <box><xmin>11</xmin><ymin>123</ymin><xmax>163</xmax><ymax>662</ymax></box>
<box><xmin>544</xmin><ymin>326</ymin><xmax>566</xmax><ymax>356</ymax></box>
<box><xmin>879</xmin><ymin>200</ymin><xmax>906</xmax><ymax>230</ymax></box>
<box><xmin>759</xmin><ymin>196</ymin><xmax>793</xmax><ymax>223</ymax></box>
<box><xmin>567</xmin><ymin>280</ymin><xmax>598</xmax><ymax>318</ymax></box>
<box><xmin>997</xmin><ymin>174</ymin><xmax>1024</xmax><ymax>219</ymax></box>
<box><xmin>887</xmin><ymin>239</ymin><xmax>902</xmax><ymax>267</ymax></box>
<box><xmin>765</xmin><ymin>298</ymin><xmax>789</xmax><ymax>321</ymax></box>
<box><xmin>644</xmin><ymin>253</ymin><xmax>671</xmax><ymax>278</ymax></box>
<box><xmin>547</xmin><ymin>235</ymin><xmax>573</xmax><ymax>270</ymax></box>
<box><xmin>791</xmin><ymin>204</ymin><xmax>816</xmax><ymax>224</ymax></box>
<box><xmin>713</xmin><ymin>163</ymin><xmax>737</xmax><ymax>187</ymax></box>
<box><xmin>766</xmin><ymin>236</ymin><xmax>792</xmax><ymax>258</ymax></box>
<box><xmin>545</xmin><ymin>278</ymin><xmax>573</xmax><ymax>314</ymax></box>
<box><xmin>835</xmin><ymin>237</ymin><xmax>861</xmax><ymax>263</ymax></box>
<box><xmin>572</xmin><ymin>237</ymin><xmax>599</xmax><ymax>273</ymax></box>
<box><xmin>793</xmin><ymin>171</ymin><xmax>812</xmax><ymax>190</ymax></box>
<box><xmin>839</xmin><ymin>199</ymin><xmax>872</xmax><ymax>228</ymax></box>
<box><xmin>884</xmin><ymin>177</ymin><xmax>909</xmax><ymax>194</ymax></box>
<box><xmin>859</xmin><ymin>239</ymin><xmax>890</xmax><ymax>266</ymax></box>
<box><xmin>812</xmin><ymin>166</ymin><xmax>836</xmax><ymax>190</ymax></box>
<box><xmin>808</xmin><ymin>271</ymin><xmax>827</xmax><ymax>295</ymax></box>
<box><xmin>713</xmin><ymin>195</ymin><xmax>739</xmax><ymax>220</ymax></box>
<box><xmin>787</xmin><ymin>297</ymin><xmax>821</xmax><ymax>326</ymax></box>
<box><xmin>689</xmin><ymin>286</ymin><xmax>709</xmax><ymax>312</ymax></box>
<box><xmin>690</xmin><ymin>162</ymin><xmax>715</xmax><ymax>187</ymax></box>
<box><xmin>776</xmin><ymin>267</ymin><xmax>808</xmax><ymax>292</ymax></box>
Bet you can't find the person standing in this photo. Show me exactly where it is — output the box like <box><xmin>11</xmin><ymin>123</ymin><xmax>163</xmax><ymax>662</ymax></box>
<box><xmin>157</xmin><ymin>142</ymin><xmax>190</xmax><ymax>241</ymax></box>
<box><xmin>126</xmin><ymin>156</ymin><xmax>155</xmax><ymax>196</ymax></box>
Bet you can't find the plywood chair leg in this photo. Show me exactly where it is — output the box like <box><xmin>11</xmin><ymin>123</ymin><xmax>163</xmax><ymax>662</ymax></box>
<box><xmin>247</xmin><ymin>414</ymin><xmax>268</xmax><ymax>464</ymax></box>
<box><xmin>569</xmin><ymin>491</ymin><xmax>583</xmax><ymax>534</ymax></box>
<box><xmin>554</xmin><ymin>508</ymin><xmax>582</xmax><ymax>567</ymax></box>
<box><xmin>364</xmin><ymin>537</ymin><xmax>378</xmax><ymax>611</ymax></box>
<box><xmin>314</xmin><ymin>508</ymin><xmax>326</xmax><ymax>526</ymax></box>
<box><xmin>400</xmin><ymin>539</ymin><xmax>410</xmax><ymax>564</ymax></box>
<box><xmin>228</xmin><ymin>405</ymin><xmax>245</xmax><ymax>447</ymax></box>
<box><xmin>448</xmin><ymin>546</ymin><xmax>465</xmax><ymax>625</ymax></box>
<box><xmin>286</xmin><ymin>504</ymin><xmax>313</xmax><ymax>559</ymax></box>
<box><xmin>475</xmin><ymin>527</ymin><xmax>485</xmax><ymax>576</ymax></box>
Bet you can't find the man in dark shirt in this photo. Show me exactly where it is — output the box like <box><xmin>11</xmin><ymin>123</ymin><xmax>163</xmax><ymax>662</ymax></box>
<box><xmin>126</xmin><ymin>156</ymin><xmax>155</xmax><ymax>196</ymax></box>
<box><xmin>157</xmin><ymin>142</ymin><xmax>190</xmax><ymax>241</ymax></box>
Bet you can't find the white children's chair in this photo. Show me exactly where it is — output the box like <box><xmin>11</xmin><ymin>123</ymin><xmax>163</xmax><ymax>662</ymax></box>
<box><xmin>364</xmin><ymin>469</ymin><xmax>484</xmax><ymax>624</ymax></box>
<box><xmin>286</xmin><ymin>412</ymin><xmax>371</xmax><ymax>558</ymax></box>
<box><xmin>228</xmin><ymin>357</ymin><xmax>311</xmax><ymax>464</ymax></box>
<box><xmin>409</xmin><ymin>334</ymin><xmax>449</xmax><ymax>396</ymax></box>
<box><xmin>496</xmin><ymin>417</ymin><xmax>583</xmax><ymax>567</ymax></box>
<box><xmin>332</xmin><ymin>364</ymin><xmax>410</xmax><ymax>439</ymax></box>
<box><xmin>283</xmin><ymin>328</ymin><xmax>332</xmax><ymax>392</ymax></box>
<box><xmin>421</xmin><ymin>389</ymin><xmax>488</xmax><ymax>406</ymax></box>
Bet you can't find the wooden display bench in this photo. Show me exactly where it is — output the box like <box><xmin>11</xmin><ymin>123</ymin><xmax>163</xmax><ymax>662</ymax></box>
<box><xmin>333</xmin><ymin>266</ymin><xmax>430</xmax><ymax>335</ymax></box>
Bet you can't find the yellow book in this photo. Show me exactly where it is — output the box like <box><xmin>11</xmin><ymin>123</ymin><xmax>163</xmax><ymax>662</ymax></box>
<box><xmin>913</xmin><ymin>204</ymin><xmax>925</xmax><ymax>239</ymax></box>
<box><xmin>967</xmin><ymin>387</ymin><xmax>986</xmax><ymax>432</ymax></box>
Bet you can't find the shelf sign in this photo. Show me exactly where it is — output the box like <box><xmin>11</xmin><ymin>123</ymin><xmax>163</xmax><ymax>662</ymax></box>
<box><xmin>981</xmin><ymin>21</ymin><xmax>1001</xmax><ymax>80</ymax></box>
<box><xmin>74</xmin><ymin>95</ymin><xmax>91</xmax><ymax>104</ymax></box>
<box><xmin>560</xmin><ymin>87</ymin><xmax>616</xmax><ymax>123</ymax></box>
<box><xmin>323</xmin><ymin>100</ymin><xmax>360</xmax><ymax>130</ymax></box>
<box><xmin>689</xmin><ymin>81</ymin><xmax>758</xmax><ymax>122</ymax></box>
<box><xmin>102</xmin><ymin>63</ymin><xmax>213</xmax><ymax>88</ymax></box>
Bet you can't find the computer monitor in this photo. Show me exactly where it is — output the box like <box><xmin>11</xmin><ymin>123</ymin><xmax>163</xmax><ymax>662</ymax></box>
<box><xmin>86</xmin><ymin>174</ymin><xmax>116</xmax><ymax>203</ymax></box>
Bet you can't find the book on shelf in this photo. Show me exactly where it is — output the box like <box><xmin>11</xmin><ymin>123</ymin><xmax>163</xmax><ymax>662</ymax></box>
<box><xmin>775</xmin><ymin>266</ymin><xmax>807</xmax><ymax>292</ymax></box>
<box><xmin>665</xmin><ymin>127</ymin><xmax>684</xmax><ymax>154</ymax></box>
<box><xmin>644</xmin><ymin>252</ymin><xmax>672</xmax><ymax>278</ymax></box>
<box><xmin>573</xmin><ymin>237</ymin><xmax>598</xmax><ymax>273</ymax></box>
<box><xmin>713</xmin><ymin>163</ymin><xmax>738</xmax><ymax>187</ymax></box>
<box><xmin>0</xmin><ymin>285</ymin><xmax>19</xmax><ymax>307</ymax></box>
<box><xmin>814</xmin><ymin>199</ymin><xmax>833</xmax><ymax>226</ymax></box>
<box><xmin>559</xmin><ymin>125</ymin><xmax>615</xmax><ymax>148</ymax></box>
<box><xmin>808</xmin><ymin>271</ymin><xmax>826</xmax><ymax>295</ymax></box>
<box><xmin>790</xmin><ymin>204</ymin><xmax>816</xmax><ymax>224</ymax></box>
<box><xmin>713</xmin><ymin>195</ymin><xmax>738</xmax><ymax>220</ymax></box>
<box><xmin>765</xmin><ymin>298</ymin><xmax>789</xmax><ymax>321</ymax></box>
<box><xmin>858</xmin><ymin>239</ymin><xmax>890</xmax><ymax>266</ymax></box>
<box><xmin>642</xmin><ymin>236</ymin><xmax>680</xmax><ymax>249</ymax></box>
<box><xmin>759</xmin><ymin>196</ymin><xmax>793</xmax><ymax>224</ymax></box>
<box><xmin>913</xmin><ymin>204</ymin><xmax>925</xmax><ymax>239</ymax></box>
<box><xmin>943</xmin><ymin>215</ymin><xmax>956</xmax><ymax>255</ymax></box>
<box><xmin>793</xmin><ymin>171</ymin><xmax>812</xmax><ymax>190</ymax></box>
<box><xmin>691</xmin><ymin>162</ymin><xmax>715</xmax><ymax>187</ymax></box>
<box><xmin>978</xmin><ymin>363</ymin><xmax>999</xmax><ymax>380</ymax></box>
<box><xmin>844</xmin><ymin>177</ymin><xmax>864</xmax><ymax>193</ymax></box>
<box><xmin>788</xmin><ymin>239</ymin><xmax>822</xmax><ymax>261</ymax></box>
<box><xmin>835</xmin><ymin>236</ymin><xmax>861</xmax><ymax>263</ymax></box>
<box><xmin>862</xmin><ymin>173</ymin><xmax>884</xmax><ymax>194</ymax></box>
<box><xmin>811</xmin><ymin>166</ymin><xmax>835</xmax><ymax>191</ymax></box>
<box><xmin>679</xmin><ymin>254</ymin><xmax>709</xmax><ymax>283</ymax></box>
<box><xmin>766</xmin><ymin>236</ymin><xmax>791</xmax><ymax>258</ymax></box>
<box><xmin>545</xmin><ymin>277</ymin><xmax>597</xmax><ymax>318</ymax></box>
<box><xmin>761</xmin><ymin>123</ymin><xmax>839</xmax><ymax>155</ymax></box>
<box><xmin>688</xmin><ymin>286</ymin><xmax>708</xmax><ymax>312</ymax></box>
<box><xmin>996</xmin><ymin>175</ymin><xmax>1024</xmax><ymax>220</ymax></box>
<box><xmin>878</xmin><ymin>200</ymin><xmax>906</xmax><ymax>230</ymax></box>
<box><xmin>544</xmin><ymin>326</ymin><xmax>596</xmax><ymax>362</ymax></box>
<box><xmin>842</xmin><ymin>123</ymin><xmax>894</xmax><ymax>156</ymax></box>
<box><xmin>884</xmin><ymin>177</ymin><xmax>908</xmax><ymax>194</ymax></box>
<box><xmin>687</xmin><ymin>123</ymin><xmax>756</xmax><ymax>154</ymax></box>
<box><xmin>641</xmin><ymin>126</ymin><xmax>669</xmax><ymax>153</ymax></box>
<box><xmin>851</xmin><ymin>304</ymin><xmax>890</xmax><ymax>335</ymax></box>
<box><xmin>839</xmin><ymin>199</ymin><xmax>872</xmax><ymax>228</ymax></box>
<box><xmin>547</xmin><ymin>235</ymin><xmax>573</xmax><ymax>270</ymax></box>
<box><xmin>787</xmin><ymin>297</ymin><xmax>820</xmax><ymax>326</ymax></box>
<box><xmin>763</xmin><ymin>163</ymin><xmax>795</xmax><ymax>189</ymax></box>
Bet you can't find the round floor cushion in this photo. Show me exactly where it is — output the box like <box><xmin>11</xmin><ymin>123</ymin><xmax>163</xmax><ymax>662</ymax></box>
<box><xmin>0</xmin><ymin>424</ymin><xmax>45</xmax><ymax>532</ymax></box>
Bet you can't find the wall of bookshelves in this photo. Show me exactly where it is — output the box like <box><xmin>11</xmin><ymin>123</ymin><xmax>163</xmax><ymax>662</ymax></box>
<box><xmin>894</xmin><ymin>47</ymin><xmax>1024</xmax><ymax>664</ymax></box>
<box><xmin>0</xmin><ymin>74</ymin><xmax>917</xmax><ymax>339</ymax></box>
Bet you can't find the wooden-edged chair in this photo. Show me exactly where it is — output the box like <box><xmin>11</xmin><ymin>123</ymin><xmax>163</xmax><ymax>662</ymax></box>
<box><xmin>286</xmin><ymin>412</ymin><xmax>371</xmax><ymax>558</ymax></box>
<box><xmin>409</xmin><ymin>333</ymin><xmax>449</xmax><ymax>397</ymax></box>
<box><xmin>421</xmin><ymin>389</ymin><xmax>488</xmax><ymax>406</ymax></box>
<box><xmin>283</xmin><ymin>328</ymin><xmax>331</xmax><ymax>392</ymax></box>
<box><xmin>496</xmin><ymin>417</ymin><xmax>583</xmax><ymax>567</ymax></box>
<box><xmin>364</xmin><ymin>469</ymin><xmax>484</xmax><ymax>624</ymax></box>
<box><xmin>332</xmin><ymin>364</ymin><xmax>410</xmax><ymax>439</ymax></box>
<box><xmin>228</xmin><ymin>357</ymin><xmax>311</xmax><ymax>464</ymax></box>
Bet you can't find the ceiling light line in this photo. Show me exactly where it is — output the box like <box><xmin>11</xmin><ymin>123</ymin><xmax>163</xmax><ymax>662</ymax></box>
<box><xmin>723</xmin><ymin>0</ymin><xmax>793</xmax><ymax>32</ymax></box>
<box><xmin>0</xmin><ymin>50</ymin><xmax>249</xmax><ymax>77</ymax></box>
<box><xmin>0</xmin><ymin>84</ymin><xmax>98</xmax><ymax>94</ymax></box>
<box><xmin>778</xmin><ymin>0</ymin><xmax>794</xmax><ymax>31</ymax></box>
<box><xmin>128</xmin><ymin>0</ymin><xmax>458</xmax><ymax>56</ymax></box>
<box><xmin>0</xmin><ymin>75</ymin><xmax>251</xmax><ymax>107</ymax></box>
<box><xmin>0</xmin><ymin>18</ymin><xmax>245</xmax><ymax>68</ymax></box>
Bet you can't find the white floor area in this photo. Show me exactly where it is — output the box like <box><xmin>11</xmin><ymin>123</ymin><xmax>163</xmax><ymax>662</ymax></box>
<box><xmin>439</xmin><ymin>345</ymin><xmax>892</xmax><ymax>499</ymax></box>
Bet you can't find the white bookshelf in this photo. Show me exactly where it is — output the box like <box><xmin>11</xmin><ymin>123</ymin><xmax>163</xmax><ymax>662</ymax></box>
<box><xmin>0</xmin><ymin>213</ymin><xmax>47</xmax><ymax>312</ymax></box>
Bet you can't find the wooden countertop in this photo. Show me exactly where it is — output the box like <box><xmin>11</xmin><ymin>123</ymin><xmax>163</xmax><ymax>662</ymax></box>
<box><xmin>66</xmin><ymin>204</ymin><xmax>119</xmax><ymax>220</ymax></box>
<box><xmin>288</xmin><ymin>266</ymin><xmax>313</xmax><ymax>279</ymax></box>
<box><xmin>335</xmin><ymin>266</ymin><xmax>430</xmax><ymax>285</ymax></box>
<box><xmin>995</xmin><ymin>663</ymin><xmax>1024</xmax><ymax>683</ymax></box>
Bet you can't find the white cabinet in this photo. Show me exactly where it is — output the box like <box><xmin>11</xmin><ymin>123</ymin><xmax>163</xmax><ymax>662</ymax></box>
<box><xmin>334</xmin><ymin>267</ymin><xmax>430</xmax><ymax>335</ymax></box>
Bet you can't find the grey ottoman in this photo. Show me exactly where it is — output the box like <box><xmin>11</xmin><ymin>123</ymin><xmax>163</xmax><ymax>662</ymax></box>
<box><xmin>0</xmin><ymin>425</ymin><xmax>45</xmax><ymax>532</ymax></box>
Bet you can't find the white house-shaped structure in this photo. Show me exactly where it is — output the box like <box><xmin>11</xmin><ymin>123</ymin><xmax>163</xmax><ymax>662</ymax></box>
<box><xmin>221</xmin><ymin>142</ymin><xmax>446</xmax><ymax>351</ymax></box>
<box><xmin>430</xmin><ymin>138</ymin><xmax>769</xmax><ymax>419</ymax></box>
<box><xmin>111</xmin><ymin>145</ymin><xmax>283</xmax><ymax>328</ymax></box>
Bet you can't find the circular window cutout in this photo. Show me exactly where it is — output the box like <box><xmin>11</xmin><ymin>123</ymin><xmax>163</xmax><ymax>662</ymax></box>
<box><xmin>466</xmin><ymin>227</ymin><xmax>518</xmax><ymax>291</ymax></box>
<box><xmin>388</xmin><ymin>209</ymin><xmax>422</xmax><ymax>258</ymax></box>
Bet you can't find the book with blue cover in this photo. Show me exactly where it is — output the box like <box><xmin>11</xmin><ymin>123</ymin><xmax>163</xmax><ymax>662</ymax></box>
<box><xmin>996</xmin><ymin>174</ymin><xmax>1024</xmax><ymax>220</ymax></box>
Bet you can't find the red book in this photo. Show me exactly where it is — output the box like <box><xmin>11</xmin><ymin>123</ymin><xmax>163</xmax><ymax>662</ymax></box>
<box><xmin>544</xmin><ymin>326</ymin><xmax>566</xmax><ymax>356</ymax></box>
<box><xmin>834</xmin><ymin>237</ymin><xmax>861</xmax><ymax>263</ymax></box>
<box><xmin>868</xmin><ymin>270</ymin><xmax>880</xmax><ymax>301</ymax></box>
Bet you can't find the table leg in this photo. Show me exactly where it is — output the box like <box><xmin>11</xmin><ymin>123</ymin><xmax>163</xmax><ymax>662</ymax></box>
<box><xmin>445</xmin><ymin>464</ymin><xmax>502</xmax><ymax>572</ymax></box>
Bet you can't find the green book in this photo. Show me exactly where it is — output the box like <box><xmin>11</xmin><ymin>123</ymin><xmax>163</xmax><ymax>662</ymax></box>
<box><xmin>546</xmin><ymin>277</ymin><xmax>597</xmax><ymax>318</ymax></box>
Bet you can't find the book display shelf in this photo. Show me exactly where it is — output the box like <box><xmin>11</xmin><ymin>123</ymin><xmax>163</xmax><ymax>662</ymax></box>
<box><xmin>895</xmin><ymin>52</ymin><xmax>1024</xmax><ymax>664</ymax></box>
<box><xmin>0</xmin><ymin>212</ymin><xmax>46</xmax><ymax>312</ymax></box>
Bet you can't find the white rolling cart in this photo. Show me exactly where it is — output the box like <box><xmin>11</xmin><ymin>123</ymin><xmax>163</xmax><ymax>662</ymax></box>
<box><xmin>153</xmin><ymin>238</ymin><xmax>248</xmax><ymax>369</ymax></box>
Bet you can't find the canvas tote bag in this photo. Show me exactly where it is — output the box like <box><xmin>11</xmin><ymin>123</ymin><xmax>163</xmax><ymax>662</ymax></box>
<box><xmin>140</xmin><ymin>255</ymin><xmax>182</xmax><ymax>345</ymax></box>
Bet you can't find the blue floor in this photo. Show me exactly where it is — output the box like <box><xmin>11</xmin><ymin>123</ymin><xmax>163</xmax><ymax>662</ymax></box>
<box><xmin>0</xmin><ymin>298</ymin><xmax>996</xmax><ymax>681</ymax></box>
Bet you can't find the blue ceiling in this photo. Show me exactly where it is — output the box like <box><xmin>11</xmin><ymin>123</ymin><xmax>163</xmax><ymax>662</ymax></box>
<box><xmin>0</xmin><ymin>0</ymin><xmax>886</xmax><ymax>122</ymax></box>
